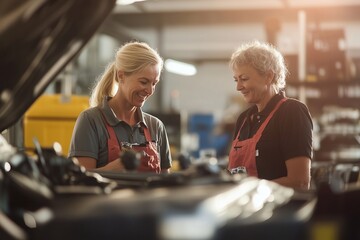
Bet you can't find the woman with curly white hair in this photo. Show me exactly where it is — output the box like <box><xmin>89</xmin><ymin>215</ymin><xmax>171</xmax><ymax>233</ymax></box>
<box><xmin>228</xmin><ymin>41</ymin><xmax>313</xmax><ymax>190</ymax></box>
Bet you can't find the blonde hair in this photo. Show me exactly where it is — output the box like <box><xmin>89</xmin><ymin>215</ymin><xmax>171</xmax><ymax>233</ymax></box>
<box><xmin>229</xmin><ymin>40</ymin><xmax>288</xmax><ymax>91</ymax></box>
<box><xmin>89</xmin><ymin>41</ymin><xmax>163</xmax><ymax>107</ymax></box>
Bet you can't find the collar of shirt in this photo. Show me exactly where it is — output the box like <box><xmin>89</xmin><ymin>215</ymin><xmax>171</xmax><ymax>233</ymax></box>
<box><xmin>100</xmin><ymin>96</ymin><xmax>148</xmax><ymax>128</ymax></box>
<box><xmin>246</xmin><ymin>91</ymin><xmax>285</xmax><ymax>123</ymax></box>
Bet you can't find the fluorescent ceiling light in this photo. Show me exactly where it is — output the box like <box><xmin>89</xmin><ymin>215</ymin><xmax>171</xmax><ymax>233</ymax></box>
<box><xmin>116</xmin><ymin>0</ymin><xmax>145</xmax><ymax>5</ymax></box>
<box><xmin>164</xmin><ymin>59</ymin><xmax>197</xmax><ymax>76</ymax></box>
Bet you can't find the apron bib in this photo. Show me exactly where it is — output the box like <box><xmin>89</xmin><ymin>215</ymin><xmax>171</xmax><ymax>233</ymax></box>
<box><xmin>100</xmin><ymin>109</ymin><xmax>161</xmax><ymax>173</ymax></box>
<box><xmin>228</xmin><ymin>98</ymin><xmax>287</xmax><ymax>177</ymax></box>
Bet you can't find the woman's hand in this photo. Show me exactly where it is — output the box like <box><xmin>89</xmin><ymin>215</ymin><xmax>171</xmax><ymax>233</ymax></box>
<box><xmin>104</xmin><ymin>158</ymin><xmax>125</xmax><ymax>171</ymax></box>
<box><xmin>77</xmin><ymin>156</ymin><xmax>125</xmax><ymax>171</ymax></box>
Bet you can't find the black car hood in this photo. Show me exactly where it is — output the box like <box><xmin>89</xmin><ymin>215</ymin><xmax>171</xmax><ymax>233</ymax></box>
<box><xmin>0</xmin><ymin>0</ymin><xmax>115</xmax><ymax>132</ymax></box>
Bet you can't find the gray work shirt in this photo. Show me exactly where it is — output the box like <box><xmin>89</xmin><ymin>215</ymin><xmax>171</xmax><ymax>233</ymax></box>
<box><xmin>68</xmin><ymin>97</ymin><xmax>172</xmax><ymax>169</ymax></box>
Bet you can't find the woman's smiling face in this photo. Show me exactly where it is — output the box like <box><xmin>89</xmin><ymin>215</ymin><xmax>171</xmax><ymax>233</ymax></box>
<box><xmin>232</xmin><ymin>64</ymin><xmax>270</xmax><ymax>106</ymax></box>
<box><xmin>119</xmin><ymin>64</ymin><xmax>160</xmax><ymax>108</ymax></box>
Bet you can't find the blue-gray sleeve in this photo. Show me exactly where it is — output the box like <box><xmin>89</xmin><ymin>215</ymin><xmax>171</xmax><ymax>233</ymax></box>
<box><xmin>68</xmin><ymin>110</ymin><xmax>99</xmax><ymax>159</ymax></box>
<box><xmin>158</xmin><ymin>123</ymin><xmax>172</xmax><ymax>169</ymax></box>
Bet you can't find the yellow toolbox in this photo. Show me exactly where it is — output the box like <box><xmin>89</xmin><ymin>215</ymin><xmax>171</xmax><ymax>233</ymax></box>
<box><xmin>24</xmin><ymin>94</ymin><xmax>89</xmax><ymax>156</ymax></box>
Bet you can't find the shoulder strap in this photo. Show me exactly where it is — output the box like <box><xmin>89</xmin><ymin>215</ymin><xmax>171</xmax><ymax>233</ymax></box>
<box><xmin>142</xmin><ymin>125</ymin><xmax>153</xmax><ymax>142</ymax></box>
<box><xmin>256</xmin><ymin>98</ymin><xmax>287</xmax><ymax>135</ymax></box>
<box><xmin>98</xmin><ymin>108</ymin><xmax>121</xmax><ymax>163</ymax></box>
<box><xmin>98</xmin><ymin>108</ymin><xmax>117</xmax><ymax>140</ymax></box>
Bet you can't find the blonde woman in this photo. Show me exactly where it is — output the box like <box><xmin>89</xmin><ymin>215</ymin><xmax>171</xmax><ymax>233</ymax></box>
<box><xmin>69</xmin><ymin>42</ymin><xmax>171</xmax><ymax>173</ymax></box>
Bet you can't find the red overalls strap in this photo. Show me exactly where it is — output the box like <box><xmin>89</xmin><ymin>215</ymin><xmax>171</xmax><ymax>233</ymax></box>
<box><xmin>228</xmin><ymin>98</ymin><xmax>287</xmax><ymax>177</ymax></box>
<box><xmin>100</xmin><ymin>109</ymin><xmax>161</xmax><ymax>173</ymax></box>
<box><xmin>99</xmin><ymin>111</ymin><xmax>121</xmax><ymax>163</ymax></box>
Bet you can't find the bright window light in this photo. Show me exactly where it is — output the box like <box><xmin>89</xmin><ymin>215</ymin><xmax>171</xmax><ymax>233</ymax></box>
<box><xmin>164</xmin><ymin>59</ymin><xmax>197</xmax><ymax>76</ymax></box>
<box><xmin>116</xmin><ymin>0</ymin><xmax>145</xmax><ymax>5</ymax></box>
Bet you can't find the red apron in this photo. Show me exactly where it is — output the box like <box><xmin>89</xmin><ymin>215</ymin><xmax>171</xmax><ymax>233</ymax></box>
<box><xmin>101</xmin><ymin>111</ymin><xmax>161</xmax><ymax>173</ymax></box>
<box><xmin>228</xmin><ymin>98</ymin><xmax>287</xmax><ymax>177</ymax></box>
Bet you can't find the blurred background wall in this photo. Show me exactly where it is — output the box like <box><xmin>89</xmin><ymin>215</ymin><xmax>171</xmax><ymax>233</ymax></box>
<box><xmin>16</xmin><ymin>0</ymin><xmax>360</xmax><ymax>163</ymax></box>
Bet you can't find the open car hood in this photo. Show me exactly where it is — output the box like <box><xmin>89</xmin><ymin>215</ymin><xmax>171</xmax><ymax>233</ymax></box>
<box><xmin>0</xmin><ymin>0</ymin><xmax>116</xmax><ymax>132</ymax></box>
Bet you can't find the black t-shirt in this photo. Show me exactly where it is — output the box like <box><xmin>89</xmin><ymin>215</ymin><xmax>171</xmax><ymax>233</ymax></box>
<box><xmin>232</xmin><ymin>92</ymin><xmax>313</xmax><ymax>180</ymax></box>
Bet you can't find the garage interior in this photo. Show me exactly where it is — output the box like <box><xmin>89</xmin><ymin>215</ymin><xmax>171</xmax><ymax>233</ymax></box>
<box><xmin>6</xmin><ymin>0</ymin><xmax>360</xmax><ymax>165</ymax></box>
<box><xmin>2</xmin><ymin>0</ymin><xmax>360</xmax><ymax>239</ymax></box>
